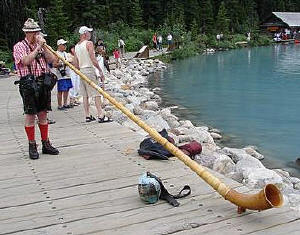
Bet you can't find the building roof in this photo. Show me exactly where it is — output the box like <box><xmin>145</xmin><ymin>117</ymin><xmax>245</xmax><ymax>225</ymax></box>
<box><xmin>273</xmin><ymin>12</ymin><xmax>300</xmax><ymax>27</ymax></box>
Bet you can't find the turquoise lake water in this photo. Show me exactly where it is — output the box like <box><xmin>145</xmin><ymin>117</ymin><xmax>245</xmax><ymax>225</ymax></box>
<box><xmin>150</xmin><ymin>44</ymin><xmax>300</xmax><ymax>172</ymax></box>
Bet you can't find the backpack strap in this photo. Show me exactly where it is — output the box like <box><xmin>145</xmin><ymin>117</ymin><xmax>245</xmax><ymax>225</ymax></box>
<box><xmin>147</xmin><ymin>172</ymin><xmax>191</xmax><ymax>207</ymax></box>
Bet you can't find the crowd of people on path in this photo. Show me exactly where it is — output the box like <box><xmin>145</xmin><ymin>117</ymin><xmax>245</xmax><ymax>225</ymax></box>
<box><xmin>152</xmin><ymin>33</ymin><xmax>173</xmax><ymax>51</ymax></box>
<box><xmin>273</xmin><ymin>28</ymin><xmax>298</xmax><ymax>42</ymax></box>
<box><xmin>12</xmin><ymin>18</ymin><xmax>114</xmax><ymax>160</ymax></box>
<box><xmin>11</xmin><ymin>18</ymin><xmax>176</xmax><ymax>160</ymax></box>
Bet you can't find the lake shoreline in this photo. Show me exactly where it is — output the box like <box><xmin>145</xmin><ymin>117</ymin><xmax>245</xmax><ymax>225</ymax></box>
<box><xmin>103</xmin><ymin>55</ymin><xmax>300</xmax><ymax>212</ymax></box>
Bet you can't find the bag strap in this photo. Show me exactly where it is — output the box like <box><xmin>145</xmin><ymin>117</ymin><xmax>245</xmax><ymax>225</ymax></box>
<box><xmin>23</xmin><ymin>40</ymin><xmax>45</xmax><ymax>73</ymax></box>
<box><xmin>147</xmin><ymin>172</ymin><xmax>191</xmax><ymax>207</ymax></box>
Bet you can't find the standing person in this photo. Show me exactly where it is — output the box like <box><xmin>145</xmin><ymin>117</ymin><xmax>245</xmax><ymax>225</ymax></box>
<box><xmin>167</xmin><ymin>33</ymin><xmax>173</xmax><ymax>50</ymax></box>
<box><xmin>68</xmin><ymin>45</ymin><xmax>81</xmax><ymax>106</ymax></box>
<box><xmin>152</xmin><ymin>33</ymin><xmax>157</xmax><ymax>50</ymax></box>
<box><xmin>118</xmin><ymin>38</ymin><xmax>125</xmax><ymax>58</ymax></box>
<box><xmin>74</xmin><ymin>26</ymin><xmax>111</xmax><ymax>123</ymax></box>
<box><xmin>54</xmin><ymin>39</ymin><xmax>73</xmax><ymax>110</ymax></box>
<box><xmin>13</xmin><ymin>18</ymin><xmax>59</xmax><ymax>160</ymax></box>
<box><xmin>157</xmin><ymin>35</ymin><xmax>163</xmax><ymax>51</ymax></box>
<box><xmin>113</xmin><ymin>48</ymin><xmax>121</xmax><ymax>69</ymax></box>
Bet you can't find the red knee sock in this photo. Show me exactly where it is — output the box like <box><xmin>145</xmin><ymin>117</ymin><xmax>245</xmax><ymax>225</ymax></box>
<box><xmin>38</xmin><ymin>123</ymin><xmax>48</xmax><ymax>141</ymax></box>
<box><xmin>25</xmin><ymin>126</ymin><xmax>35</xmax><ymax>142</ymax></box>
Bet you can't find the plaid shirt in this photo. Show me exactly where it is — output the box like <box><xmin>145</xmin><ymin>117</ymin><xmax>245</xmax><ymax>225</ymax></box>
<box><xmin>13</xmin><ymin>38</ymin><xmax>48</xmax><ymax>77</ymax></box>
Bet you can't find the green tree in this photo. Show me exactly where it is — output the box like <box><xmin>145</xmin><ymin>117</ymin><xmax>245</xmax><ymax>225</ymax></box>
<box><xmin>216</xmin><ymin>1</ymin><xmax>229</xmax><ymax>33</ymax></box>
<box><xmin>200</xmin><ymin>0</ymin><xmax>215</xmax><ymax>34</ymax></box>
<box><xmin>46</xmin><ymin>0</ymin><xmax>69</xmax><ymax>45</ymax></box>
<box><xmin>191</xmin><ymin>18</ymin><xmax>199</xmax><ymax>38</ymax></box>
<box><xmin>184</xmin><ymin>0</ymin><xmax>200</xmax><ymax>30</ymax></box>
<box><xmin>127</xmin><ymin>0</ymin><xmax>144</xmax><ymax>28</ymax></box>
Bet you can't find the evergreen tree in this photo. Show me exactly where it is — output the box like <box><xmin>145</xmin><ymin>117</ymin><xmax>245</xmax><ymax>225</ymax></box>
<box><xmin>200</xmin><ymin>0</ymin><xmax>215</xmax><ymax>34</ymax></box>
<box><xmin>165</xmin><ymin>0</ymin><xmax>184</xmax><ymax>26</ymax></box>
<box><xmin>142</xmin><ymin>0</ymin><xmax>164</xmax><ymax>28</ymax></box>
<box><xmin>46</xmin><ymin>0</ymin><xmax>69</xmax><ymax>45</ymax></box>
<box><xmin>216</xmin><ymin>1</ymin><xmax>229</xmax><ymax>33</ymax></box>
<box><xmin>184</xmin><ymin>0</ymin><xmax>200</xmax><ymax>30</ymax></box>
<box><xmin>225</xmin><ymin>0</ymin><xmax>243</xmax><ymax>33</ymax></box>
<box><xmin>127</xmin><ymin>0</ymin><xmax>144</xmax><ymax>28</ymax></box>
<box><xmin>191</xmin><ymin>18</ymin><xmax>199</xmax><ymax>39</ymax></box>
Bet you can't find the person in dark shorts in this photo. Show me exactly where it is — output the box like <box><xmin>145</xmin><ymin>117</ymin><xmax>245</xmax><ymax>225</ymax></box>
<box><xmin>13</xmin><ymin>18</ymin><xmax>59</xmax><ymax>160</ymax></box>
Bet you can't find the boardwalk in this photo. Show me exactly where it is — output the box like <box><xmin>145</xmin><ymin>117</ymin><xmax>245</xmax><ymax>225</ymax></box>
<box><xmin>0</xmin><ymin>76</ymin><xmax>299</xmax><ymax>235</ymax></box>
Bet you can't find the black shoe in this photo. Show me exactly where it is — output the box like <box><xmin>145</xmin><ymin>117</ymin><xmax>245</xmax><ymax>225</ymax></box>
<box><xmin>29</xmin><ymin>142</ymin><xmax>39</xmax><ymax>160</ymax></box>
<box><xmin>47</xmin><ymin>118</ymin><xmax>56</xmax><ymax>125</ymax></box>
<box><xmin>42</xmin><ymin>140</ymin><xmax>59</xmax><ymax>155</ymax></box>
<box><xmin>86</xmin><ymin>115</ymin><xmax>96</xmax><ymax>122</ymax></box>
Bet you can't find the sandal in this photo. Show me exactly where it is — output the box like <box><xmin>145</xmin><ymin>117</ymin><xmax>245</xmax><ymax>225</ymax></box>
<box><xmin>86</xmin><ymin>115</ymin><xmax>96</xmax><ymax>122</ymax></box>
<box><xmin>98</xmin><ymin>115</ymin><xmax>112</xmax><ymax>123</ymax></box>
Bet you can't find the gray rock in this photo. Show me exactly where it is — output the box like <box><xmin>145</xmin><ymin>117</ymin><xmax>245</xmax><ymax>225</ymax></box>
<box><xmin>143</xmin><ymin>101</ymin><xmax>159</xmax><ymax>111</ymax></box>
<box><xmin>222</xmin><ymin>147</ymin><xmax>256</xmax><ymax>163</ymax></box>
<box><xmin>195</xmin><ymin>154</ymin><xmax>217</xmax><ymax>169</ymax></box>
<box><xmin>210</xmin><ymin>128</ymin><xmax>221</xmax><ymax>134</ymax></box>
<box><xmin>243</xmin><ymin>146</ymin><xmax>264</xmax><ymax>160</ymax></box>
<box><xmin>166</xmin><ymin>117</ymin><xmax>181</xmax><ymax>129</ymax></box>
<box><xmin>213</xmin><ymin>154</ymin><xmax>236</xmax><ymax>175</ymax></box>
<box><xmin>243</xmin><ymin>168</ymin><xmax>283</xmax><ymax>189</ymax></box>
<box><xmin>145</xmin><ymin>114</ymin><xmax>170</xmax><ymax>131</ymax></box>
<box><xmin>294</xmin><ymin>182</ymin><xmax>300</xmax><ymax>190</ymax></box>
<box><xmin>125</xmin><ymin>103</ymin><xmax>135</xmax><ymax>113</ymax></box>
<box><xmin>178</xmin><ymin>135</ymin><xmax>194</xmax><ymax>143</ymax></box>
<box><xmin>133</xmin><ymin>106</ymin><xmax>144</xmax><ymax>115</ymax></box>
<box><xmin>140</xmin><ymin>110</ymin><xmax>157</xmax><ymax>120</ymax></box>
<box><xmin>160</xmin><ymin>108</ymin><xmax>172</xmax><ymax>119</ymax></box>
<box><xmin>211</xmin><ymin>132</ymin><xmax>222</xmax><ymax>140</ymax></box>
<box><xmin>235</xmin><ymin>157</ymin><xmax>265</xmax><ymax>176</ymax></box>
<box><xmin>180</xmin><ymin>120</ymin><xmax>194</xmax><ymax>129</ymax></box>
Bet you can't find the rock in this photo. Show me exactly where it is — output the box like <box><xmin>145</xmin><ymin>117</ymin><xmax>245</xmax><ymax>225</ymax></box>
<box><xmin>180</xmin><ymin>120</ymin><xmax>194</xmax><ymax>129</ymax></box>
<box><xmin>243</xmin><ymin>168</ymin><xmax>283</xmax><ymax>189</ymax></box>
<box><xmin>166</xmin><ymin>117</ymin><xmax>181</xmax><ymax>129</ymax></box>
<box><xmin>201</xmin><ymin>143</ymin><xmax>220</xmax><ymax>154</ymax></box>
<box><xmin>294</xmin><ymin>182</ymin><xmax>300</xmax><ymax>190</ymax></box>
<box><xmin>210</xmin><ymin>128</ymin><xmax>221</xmax><ymax>134</ymax></box>
<box><xmin>115</xmin><ymin>97</ymin><xmax>127</xmax><ymax>106</ymax></box>
<box><xmin>222</xmin><ymin>147</ymin><xmax>256</xmax><ymax>162</ymax></box>
<box><xmin>213</xmin><ymin>154</ymin><xmax>235</xmax><ymax>175</ymax></box>
<box><xmin>243</xmin><ymin>146</ymin><xmax>264</xmax><ymax>160</ymax></box>
<box><xmin>211</xmin><ymin>132</ymin><xmax>222</xmax><ymax>140</ymax></box>
<box><xmin>143</xmin><ymin>101</ymin><xmax>159</xmax><ymax>111</ymax></box>
<box><xmin>145</xmin><ymin>114</ymin><xmax>170</xmax><ymax>131</ymax></box>
<box><xmin>195</xmin><ymin>154</ymin><xmax>217</xmax><ymax>169</ymax></box>
<box><xmin>153</xmin><ymin>87</ymin><xmax>161</xmax><ymax>92</ymax></box>
<box><xmin>126</xmin><ymin>96</ymin><xmax>144</xmax><ymax>106</ymax></box>
<box><xmin>178</xmin><ymin>135</ymin><xmax>194</xmax><ymax>143</ymax></box>
<box><xmin>133</xmin><ymin>106</ymin><xmax>144</xmax><ymax>115</ymax></box>
<box><xmin>140</xmin><ymin>110</ymin><xmax>157</xmax><ymax>120</ymax></box>
<box><xmin>226</xmin><ymin>172</ymin><xmax>244</xmax><ymax>183</ymax></box>
<box><xmin>235</xmin><ymin>156</ymin><xmax>265</xmax><ymax>175</ymax></box>
<box><xmin>125</xmin><ymin>103</ymin><xmax>135</xmax><ymax>113</ymax></box>
<box><xmin>160</xmin><ymin>108</ymin><xmax>172</xmax><ymax>119</ymax></box>
<box><xmin>296</xmin><ymin>158</ymin><xmax>300</xmax><ymax>166</ymax></box>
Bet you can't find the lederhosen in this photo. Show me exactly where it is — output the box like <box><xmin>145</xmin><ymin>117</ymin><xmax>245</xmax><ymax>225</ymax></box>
<box><xmin>17</xmin><ymin>41</ymin><xmax>52</xmax><ymax>115</ymax></box>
